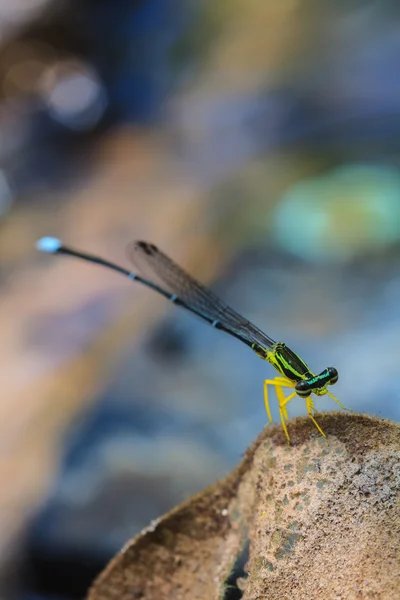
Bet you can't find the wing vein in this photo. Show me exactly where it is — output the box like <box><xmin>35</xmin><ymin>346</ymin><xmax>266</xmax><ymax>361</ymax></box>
<box><xmin>126</xmin><ymin>241</ymin><xmax>276</xmax><ymax>350</ymax></box>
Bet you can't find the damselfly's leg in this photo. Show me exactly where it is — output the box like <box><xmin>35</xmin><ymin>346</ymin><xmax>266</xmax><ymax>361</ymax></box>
<box><xmin>263</xmin><ymin>379</ymin><xmax>273</xmax><ymax>424</ymax></box>
<box><xmin>264</xmin><ymin>377</ymin><xmax>294</xmax><ymax>421</ymax></box>
<box><xmin>277</xmin><ymin>386</ymin><xmax>298</xmax><ymax>421</ymax></box>
<box><xmin>326</xmin><ymin>391</ymin><xmax>353</xmax><ymax>412</ymax></box>
<box><xmin>275</xmin><ymin>385</ymin><xmax>297</xmax><ymax>443</ymax></box>
<box><xmin>264</xmin><ymin>377</ymin><xmax>296</xmax><ymax>443</ymax></box>
<box><xmin>305</xmin><ymin>396</ymin><xmax>326</xmax><ymax>438</ymax></box>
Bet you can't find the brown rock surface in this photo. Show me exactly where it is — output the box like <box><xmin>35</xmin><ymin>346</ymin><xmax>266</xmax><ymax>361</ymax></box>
<box><xmin>88</xmin><ymin>413</ymin><xmax>400</xmax><ymax>600</ymax></box>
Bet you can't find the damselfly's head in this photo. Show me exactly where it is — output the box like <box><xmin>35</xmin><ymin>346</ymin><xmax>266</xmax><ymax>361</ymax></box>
<box><xmin>294</xmin><ymin>367</ymin><xmax>338</xmax><ymax>398</ymax></box>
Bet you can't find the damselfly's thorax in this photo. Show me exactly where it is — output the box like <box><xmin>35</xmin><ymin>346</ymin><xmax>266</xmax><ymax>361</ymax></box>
<box><xmin>264</xmin><ymin>342</ymin><xmax>339</xmax><ymax>398</ymax></box>
<box><xmin>267</xmin><ymin>342</ymin><xmax>313</xmax><ymax>382</ymax></box>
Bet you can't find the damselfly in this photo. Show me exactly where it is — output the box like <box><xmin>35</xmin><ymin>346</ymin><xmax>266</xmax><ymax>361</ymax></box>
<box><xmin>36</xmin><ymin>236</ymin><xmax>349</xmax><ymax>441</ymax></box>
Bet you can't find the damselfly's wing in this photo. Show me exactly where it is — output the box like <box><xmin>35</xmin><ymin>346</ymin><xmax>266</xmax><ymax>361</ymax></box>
<box><xmin>127</xmin><ymin>241</ymin><xmax>276</xmax><ymax>350</ymax></box>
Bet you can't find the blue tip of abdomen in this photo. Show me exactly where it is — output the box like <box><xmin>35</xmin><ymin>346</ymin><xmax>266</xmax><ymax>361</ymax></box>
<box><xmin>36</xmin><ymin>236</ymin><xmax>62</xmax><ymax>253</ymax></box>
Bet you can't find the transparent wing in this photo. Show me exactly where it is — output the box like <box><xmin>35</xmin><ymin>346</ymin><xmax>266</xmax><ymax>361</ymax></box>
<box><xmin>126</xmin><ymin>240</ymin><xmax>276</xmax><ymax>350</ymax></box>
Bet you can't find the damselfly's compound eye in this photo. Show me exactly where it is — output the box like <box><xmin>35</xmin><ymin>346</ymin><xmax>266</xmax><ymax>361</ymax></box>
<box><xmin>327</xmin><ymin>367</ymin><xmax>339</xmax><ymax>385</ymax></box>
<box><xmin>295</xmin><ymin>380</ymin><xmax>311</xmax><ymax>398</ymax></box>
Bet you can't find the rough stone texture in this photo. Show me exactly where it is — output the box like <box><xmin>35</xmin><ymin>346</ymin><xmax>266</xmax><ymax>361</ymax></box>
<box><xmin>88</xmin><ymin>413</ymin><xmax>400</xmax><ymax>600</ymax></box>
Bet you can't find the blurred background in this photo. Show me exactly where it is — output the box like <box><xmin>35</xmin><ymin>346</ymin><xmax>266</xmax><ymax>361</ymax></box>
<box><xmin>1</xmin><ymin>0</ymin><xmax>400</xmax><ymax>598</ymax></box>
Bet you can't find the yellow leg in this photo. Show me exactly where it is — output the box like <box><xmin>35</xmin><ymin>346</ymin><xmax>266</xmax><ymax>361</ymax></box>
<box><xmin>263</xmin><ymin>377</ymin><xmax>297</xmax><ymax>443</ymax></box>
<box><xmin>306</xmin><ymin>397</ymin><xmax>326</xmax><ymax>438</ymax></box>
<box><xmin>263</xmin><ymin>379</ymin><xmax>349</xmax><ymax>442</ymax></box>
<box><xmin>279</xmin><ymin>390</ymin><xmax>297</xmax><ymax>423</ymax></box>
<box><xmin>276</xmin><ymin>386</ymin><xmax>297</xmax><ymax>443</ymax></box>
<box><xmin>264</xmin><ymin>377</ymin><xmax>294</xmax><ymax>423</ymax></box>
<box><xmin>326</xmin><ymin>391</ymin><xmax>353</xmax><ymax>412</ymax></box>
<box><xmin>264</xmin><ymin>377</ymin><xmax>294</xmax><ymax>388</ymax></box>
<box><xmin>263</xmin><ymin>379</ymin><xmax>273</xmax><ymax>424</ymax></box>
